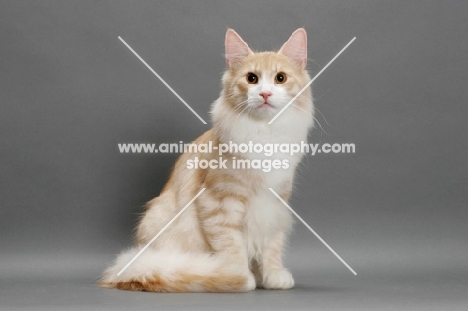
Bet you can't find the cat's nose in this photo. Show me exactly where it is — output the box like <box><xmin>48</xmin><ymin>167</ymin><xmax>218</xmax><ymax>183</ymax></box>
<box><xmin>260</xmin><ymin>92</ymin><xmax>272</xmax><ymax>100</ymax></box>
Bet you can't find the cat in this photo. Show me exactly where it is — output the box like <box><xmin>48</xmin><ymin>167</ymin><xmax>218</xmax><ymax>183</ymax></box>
<box><xmin>100</xmin><ymin>28</ymin><xmax>314</xmax><ymax>292</ymax></box>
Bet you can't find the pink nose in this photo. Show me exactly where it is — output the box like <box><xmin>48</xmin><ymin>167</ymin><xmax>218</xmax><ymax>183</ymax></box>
<box><xmin>260</xmin><ymin>92</ymin><xmax>272</xmax><ymax>100</ymax></box>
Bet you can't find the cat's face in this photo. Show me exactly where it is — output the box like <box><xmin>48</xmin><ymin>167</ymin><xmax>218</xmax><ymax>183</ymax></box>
<box><xmin>221</xmin><ymin>29</ymin><xmax>311</xmax><ymax>121</ymax></box>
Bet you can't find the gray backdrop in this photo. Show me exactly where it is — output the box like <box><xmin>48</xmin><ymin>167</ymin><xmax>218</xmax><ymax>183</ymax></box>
<box><xmin>1</xmin><ymin>1</ymin><xmax>467</xmax><ymax>310</ymax></box>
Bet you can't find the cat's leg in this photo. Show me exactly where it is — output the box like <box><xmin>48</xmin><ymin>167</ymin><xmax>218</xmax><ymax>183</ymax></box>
<box><xmin>135</xmin><ymin>191</ymin><xmax>207</xmax><ymax>252</ymax></box>
<box><xmin>198</xmin><ymin>195</ymin><xmax>256</xmax><ymax>291</ymax></box>
<box><xmin>262</xmin><ymin>231</ymin><xmax>295</xmax><ymax>289</ymax></box>
<box><xmin>249</xmin><ymin>258</ymin><xmax>263</xmax><ymax>288</ymax></box>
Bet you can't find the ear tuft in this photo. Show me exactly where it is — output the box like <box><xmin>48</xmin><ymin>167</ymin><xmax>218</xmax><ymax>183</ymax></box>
<box><xmin>225</xmin><ymin>29</ymin><xmax>252</xmax><ymax>68</ymax></box>
<box><xmin>279</xmin><ymin>28</ymin><xmax>307</xmax><ymax>69</ymax></box>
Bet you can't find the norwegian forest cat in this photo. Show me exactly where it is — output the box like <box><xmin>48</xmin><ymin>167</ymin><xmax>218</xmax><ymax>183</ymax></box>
<box><xmin>100</xmin><ymin>28</ymin><xmax>314</xmax><ymax>292</ymax></box>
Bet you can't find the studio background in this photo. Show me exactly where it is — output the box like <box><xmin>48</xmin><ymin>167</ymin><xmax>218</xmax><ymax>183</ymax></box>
<box><xmin>1</xmin><ymin>1</ymin><xmax>467</xmax><ymax>310</ymax></box>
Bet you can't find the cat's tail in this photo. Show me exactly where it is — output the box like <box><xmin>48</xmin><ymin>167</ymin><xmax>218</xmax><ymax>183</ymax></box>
<box><xmin>99</xmin><ymin>246</ymin><xmax>254</xmax><ymax>292</ymax></box>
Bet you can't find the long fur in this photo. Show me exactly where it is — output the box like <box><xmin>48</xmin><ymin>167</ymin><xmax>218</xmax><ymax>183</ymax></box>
<box><xmin>100</xmin><ymin>28</ymin><xmax>314</xmax><ymax>292</ymax></box>
<box><xmin>101</xmin><ymin>247</ymin><xmax>252</xmax><ymax>292</ymax></box>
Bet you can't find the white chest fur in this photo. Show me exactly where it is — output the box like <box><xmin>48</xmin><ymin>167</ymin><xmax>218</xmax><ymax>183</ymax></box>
<box><xmin>214</xmin><ymin>101</ymin><xmax>312</xmax><ymax>261</ymax></box>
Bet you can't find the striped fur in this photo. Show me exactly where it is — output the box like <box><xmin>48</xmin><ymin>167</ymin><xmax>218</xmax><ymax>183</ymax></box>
<box><xmin>101</xmin><ymin>28</ymin><xmax>314</xmax><ymax>292</ymax></box>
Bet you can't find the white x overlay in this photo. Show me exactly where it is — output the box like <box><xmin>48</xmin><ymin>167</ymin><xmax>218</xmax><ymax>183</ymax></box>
<box><xmin>117</xmin><ymin>188</ymin><xmax>206</xmax><ymax>276</ymax></box>
<box><xmin>116</xmin><ymin>35</ymin><xmax>357</xmax><ymax>276</ymax></box>
<box><xmin>118</xmin><ymin>36</ymin><xmax>208</xmax><ymax>124</ymax></box>
<box><xmin>269</xmin><ymin>188</ymin><xmax>357</xmax><ymax>275</ymax></box>
<box><xmin>269</xmin><ymin>37</ymin><xmax>356</xmax><ymax>124</ymax></box>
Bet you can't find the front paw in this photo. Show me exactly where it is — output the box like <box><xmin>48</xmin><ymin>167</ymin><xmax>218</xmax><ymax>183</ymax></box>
<box><xmin>262</xmin><ymin>269</ymin><xmax>294</xmax><ymax>290</ymax></box>
<box><xmin>244</xmin><ymin>271</ymin><xmax>256</xmax><ymax>291</ymax></box>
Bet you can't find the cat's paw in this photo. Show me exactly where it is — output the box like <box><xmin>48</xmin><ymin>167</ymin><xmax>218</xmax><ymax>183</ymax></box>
<box><xmin>244</xmin><ymin>271</ymin><xmax>256</xmax><ymax>291</ymax></box>
<box><xmin>262</xmin><ymin>269</ymin><xmax>294</xmax><ymax>290</ymax></box>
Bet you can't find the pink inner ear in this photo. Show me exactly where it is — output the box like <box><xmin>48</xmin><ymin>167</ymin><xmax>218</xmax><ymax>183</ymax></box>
<box><xmin>279</xmin><ymin>28</ymin><xmax>307</xmax><ymax>69</ymax></box>
<box><xmin>225</xmin><ymin>29</ymin><xmax>252</xmax><ymax>68</ymax></box>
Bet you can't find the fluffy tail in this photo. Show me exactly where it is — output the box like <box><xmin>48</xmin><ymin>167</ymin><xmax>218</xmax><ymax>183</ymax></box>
<box><xmin>100</xmin><ymin>246</ymin><xmax>253</xmax><ymax>292</ymax></box>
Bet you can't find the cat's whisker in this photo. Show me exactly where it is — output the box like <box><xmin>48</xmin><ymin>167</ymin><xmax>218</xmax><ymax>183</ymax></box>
<box><xmin>314</xmin><ymin>107</ymin><xmax>330</xmax><ymax>126</ymax></box>
<box><xmin>240</xmin><ymin>106</ymin><xmax>253</xmax><ymax>130</ymax></box>
<box><xmin>288</xmin><ymin>102</ymin><xmax>328</xmax><ymax>137</ymax></box>
<box><xmin>289</xmin><ymin>102</ymin><xmax>314</xmax><ymax>118</ymax></box>
<box><xmin>234</xmin><ymin>104</ymin><xmax>252</xmax><ymax>129</ymax></box>
<box><xmin>312</xmin><ymin>116</ymin><xmax>327</xmax><ymax>136</ymax></box>
<box><xmin>274</xmin><ymin>96</ymin><xmax>328</xmax><ymax>136</ymax></box>
<box><xmin>222</xmin><ymin>100</ymin><xmax>249</xmax><ymax>122</ymax></box>
<box><xmin>278</xmin><ymin>96</ymin><xmax>330</xmax><ymax>129</ymax></box>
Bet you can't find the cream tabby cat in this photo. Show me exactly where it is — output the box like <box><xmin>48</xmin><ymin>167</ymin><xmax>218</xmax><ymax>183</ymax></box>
<box><xmin>101</xmin><ymin>28</ymin><xmax>314</xmax><ymax>292</ymax></box>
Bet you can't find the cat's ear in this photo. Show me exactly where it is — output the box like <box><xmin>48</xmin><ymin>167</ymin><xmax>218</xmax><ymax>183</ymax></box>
<box><xmin>225</xmin><ymin>29</ymin><xmax>253</xmax><ymax>68</ymax></box>
<box><xmin>279</xmin><ymin>28</ymin><xmax>307</xmax><ymax>69</ymax></box>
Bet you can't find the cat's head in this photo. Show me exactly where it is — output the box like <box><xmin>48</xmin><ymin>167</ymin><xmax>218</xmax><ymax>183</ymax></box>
<box><xmin>216</xmin><ymin>28</ymin><xmax>312</xmax><ymax>123</ymax></box>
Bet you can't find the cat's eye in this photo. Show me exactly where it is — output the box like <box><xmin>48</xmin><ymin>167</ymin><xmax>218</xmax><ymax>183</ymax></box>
<box><xmin>275</xmin><ymin>72</ymin><xmax>287</xmax><ymax>84</ymax></box>
<box><xmin>247</xmin><ymin>72</ymin><xmax>258</xmax><ymax>84</ymax></box>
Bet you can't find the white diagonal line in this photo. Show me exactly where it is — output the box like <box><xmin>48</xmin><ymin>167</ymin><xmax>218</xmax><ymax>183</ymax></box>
<box><xmin>118</xmin><ymin>36</ymin><xmax>208</xmax><ymax>125</ymax></box>
<box><xmin>268</xmin><ymin>37</ymin><xmax>356</xmax><ymax>124</ymax></box>
<box><xmin>117</xmin><ymin>188</ymin><xmax>206</xmax><ymax>276</ymax></box>
<box><xmin>268</xmin><ymin>188</ymin><xmax>357</xmax><ymax>275</ymax></box>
